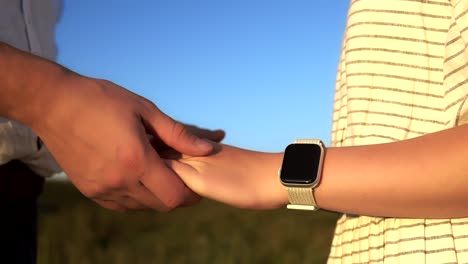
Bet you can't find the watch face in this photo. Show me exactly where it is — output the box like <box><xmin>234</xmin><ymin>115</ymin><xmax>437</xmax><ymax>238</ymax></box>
<box><xmin>280</xmin><ymin>143</ymin><xmax>323</xmax><ymax>185</ymax></box>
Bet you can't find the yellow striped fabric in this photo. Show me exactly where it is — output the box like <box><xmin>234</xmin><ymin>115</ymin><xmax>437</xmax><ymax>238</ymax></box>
<box><xmin>329</xmin><ymin>0</ymin><xmax>468</xmax><ymax>263</ymax></box>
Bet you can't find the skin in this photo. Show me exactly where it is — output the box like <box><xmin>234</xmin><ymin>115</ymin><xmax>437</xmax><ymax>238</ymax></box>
<box><xmin>0</xmin><ymin>42</ymin><xmax>225</xmax><ymax>212</ymax></box>
<box><xmin>166</xmin><ymin>123</ymin><xmax>468</xmax><ymax>218</ymax></box>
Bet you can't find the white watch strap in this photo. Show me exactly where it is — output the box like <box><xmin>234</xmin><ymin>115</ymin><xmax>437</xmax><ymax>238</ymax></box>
<box><xmin>286</xmin><ymin>187</ymin><xmax>318</xmax><ymax>211</ymax></box>
<box><xmin>294</xmin><ymin>139</ymin><xmax>321</xmax><ymax>144</ymax></box>
<box><xmin>285</xmin><ymin>139</ymin><xmax>322</xmax><ymax>211</ymax></box>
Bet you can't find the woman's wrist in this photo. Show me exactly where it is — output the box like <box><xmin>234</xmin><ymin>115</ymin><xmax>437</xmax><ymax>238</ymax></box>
<box><xmin>252</xmin><ymin>152</ymin><xmax>289</xmax><ymax>209</ymax></box>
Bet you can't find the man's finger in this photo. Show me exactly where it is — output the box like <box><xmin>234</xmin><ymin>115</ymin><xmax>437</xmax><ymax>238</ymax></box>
<box><xmin>185</xmin><ymin>125</ymin><xmax>226</xmax><ymax>143</ymax></box>
<box><xmin>148</xmin><ymin>128</ymin><xmax>225</xmax><ymax>152</ymax></box>
<box><xmin>96</xmin><ymin>195</ymin><xmax>150</xmax><ymax>211</ymax></box>
<box><xmin>94</xmin><ymin>199</ymin><xmax>126</xmax><ymax>212</ymax></box>
<box><xmin>138</xmin><ymin>151</ymin><xmax>192</xmax><ymax>212</ymax></box>
<box><xmin>117</xmin><ymin>195</ymin><xmax>149</xmax><ymax>210</ymax></box>
<box><xmin>144</xmin><ymin>110</ymin><xmax>215</xmax><ymax>156</ymax></box>
<box><xmin>180</xmin><ymin>186</ymin><xmax>203</xmax><ymax>207</ymax></box>
<box><xmin>127</xmin><ymin>182</ymin><xmax>168</xmax><ymax>211</ymax></box>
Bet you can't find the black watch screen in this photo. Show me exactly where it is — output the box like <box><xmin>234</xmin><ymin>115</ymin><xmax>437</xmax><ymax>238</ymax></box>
<box><xmin>280</xmin><ymin>143</ymin><xmax>323</xmax><ymax>184</ymax></box>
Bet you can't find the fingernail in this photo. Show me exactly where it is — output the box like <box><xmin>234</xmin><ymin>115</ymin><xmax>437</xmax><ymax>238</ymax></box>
<box><xmin>196</xmin><ymin>138</ymin><xmax>213</xmax><ymax>151</ymax></box>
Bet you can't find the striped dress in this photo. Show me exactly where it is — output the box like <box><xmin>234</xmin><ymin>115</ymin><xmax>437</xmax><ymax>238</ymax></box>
<box><xmin>328</xmin><ymin>0</ymin><xmax>468</xmax><ymax>263</ymax></box>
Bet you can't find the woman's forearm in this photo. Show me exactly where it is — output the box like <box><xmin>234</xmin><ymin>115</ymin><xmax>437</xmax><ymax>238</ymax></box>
<box><xmin>316</xmin><ymin>124</ymin><xmax>468</xmax><ymax>218</ymax></box>
<box><xmin>166</xmin><ymin>125</ymin><xmax>468</xmax><ymax>216</ymax></box>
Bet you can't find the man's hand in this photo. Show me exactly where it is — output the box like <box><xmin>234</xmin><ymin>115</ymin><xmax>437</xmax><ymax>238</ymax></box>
<box><xmin>32</xmin><ymin>74</ymin><xmax>224</xmax><ymax>212</ymax></box>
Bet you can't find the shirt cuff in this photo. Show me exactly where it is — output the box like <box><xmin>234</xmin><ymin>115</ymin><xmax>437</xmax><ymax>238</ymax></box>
<box><xmin>0</xmin><ymin>118</ymin><xmax>62</xmax><ymax>177</ymax></box>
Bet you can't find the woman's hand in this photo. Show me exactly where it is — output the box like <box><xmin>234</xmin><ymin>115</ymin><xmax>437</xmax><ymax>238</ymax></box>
<box><xmin>164</xmin><ymin>143</ymin><xmax>288</xmax><ymax>209</ymax></box>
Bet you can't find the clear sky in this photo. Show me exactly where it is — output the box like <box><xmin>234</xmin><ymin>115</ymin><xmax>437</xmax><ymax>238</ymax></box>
<box><xmin>56</xmin><ymin>0</ymin><xmax>350</xmax><ymax>152</ymax></box>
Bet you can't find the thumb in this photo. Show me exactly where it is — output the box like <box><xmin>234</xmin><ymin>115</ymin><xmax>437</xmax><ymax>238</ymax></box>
<box><xmin>144</xmin><ymin>109</ymin><xmax>214</xmax><ymax>156</ymax></box>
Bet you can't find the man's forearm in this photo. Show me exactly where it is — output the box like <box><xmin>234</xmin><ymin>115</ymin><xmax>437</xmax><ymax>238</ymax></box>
<box><xmin>0</xmin><ymin>42</ymin><xmax>68</xmax><ymax>128</ymax></box>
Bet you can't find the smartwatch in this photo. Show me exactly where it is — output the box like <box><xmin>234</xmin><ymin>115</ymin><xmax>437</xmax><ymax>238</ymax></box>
<box><xmin>279</xmin><ymin>139</ymin><xmax>325</xmax><ymax>211</ymax></box>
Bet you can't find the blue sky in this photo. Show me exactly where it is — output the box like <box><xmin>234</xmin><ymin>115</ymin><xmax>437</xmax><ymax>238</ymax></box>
<box><xmin>56</xmin><ymin>0</ymin><xmax>349</xmax><ymax>152</ymax></box>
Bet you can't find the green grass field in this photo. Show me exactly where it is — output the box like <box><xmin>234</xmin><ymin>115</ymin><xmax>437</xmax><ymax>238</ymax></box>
<box><xmin>38</xmin><ymin>181</ymin><xmax>339</xmax><ymax>264</ymax></box>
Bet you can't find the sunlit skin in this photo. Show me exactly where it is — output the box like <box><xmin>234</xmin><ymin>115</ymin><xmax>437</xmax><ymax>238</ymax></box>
<box><xmin>0</xmin><ymin>42</ymin><xmax>225</xmax><ymax>212</ymax></box>
<box><xmin>166</xmin><ymin>124</ymin><xmax>468</xmax><ymax>218</ymax></box>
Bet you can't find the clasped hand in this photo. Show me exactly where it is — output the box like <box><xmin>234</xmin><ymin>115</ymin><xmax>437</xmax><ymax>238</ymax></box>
<box><xmin>30</xmin><ymin>69</ymin><xmax>286</xmax><ymax>212</ymax></box>
<box><xmin>34</xmin><ymin>74</ymin><xmax>225</xmax><ymax>213</ymax></box>
<box><xmin>162</xmin><ymin>143</ymin><xmax>288</xmax><ymax>210</ymax></box>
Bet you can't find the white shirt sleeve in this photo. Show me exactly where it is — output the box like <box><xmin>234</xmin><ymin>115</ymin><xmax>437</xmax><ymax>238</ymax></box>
<box><xmin>0</xmin><ymin>118</ymin><xmax>62</xmax><ymax>177</ymax></box>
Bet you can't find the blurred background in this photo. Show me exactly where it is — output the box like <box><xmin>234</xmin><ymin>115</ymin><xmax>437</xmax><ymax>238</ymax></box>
<box><xmin>39</xmin><ymin>0</ymin><xmax>350</xmax><ymax>263</ymax></box>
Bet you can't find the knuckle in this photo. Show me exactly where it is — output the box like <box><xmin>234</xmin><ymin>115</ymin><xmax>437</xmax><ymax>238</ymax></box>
<box><xmin>142</xmin><ymin>97</ymin><xmax>157</xmax><ymax>109</ymax></box>
<box><xmin>97</xmin><ymin>78</ymin><xmax>114</xmax><ymax>87</ymax></box>
<box><xmin>160</xmin><ymin>193</ymin><xmax>184</xmax><ymax>212</ymax></box>
<box><xmin>81</xmin><ymin>184</ymin><xmax>105</xmax><ymax>199</ymax></box>
<box><xmin>103</xmin><ymin>172</ymin><xmax>127</xmax><ymax>190</ymax></box>
<box><xmin>170</xmin><ymin>122</ymin><xmax>191</xmax><ymax>143</ymax></box>
<box><xmin>138</xmin><ymin>96</ymin><xmax>159</xmax><ymax>114</ymax></box>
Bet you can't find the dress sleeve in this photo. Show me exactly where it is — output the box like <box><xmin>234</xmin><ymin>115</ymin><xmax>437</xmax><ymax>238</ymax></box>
<box><xmin>443</xmin><ymin>1</ymin><xmax>468</xmax><ymax>126</ymax></box>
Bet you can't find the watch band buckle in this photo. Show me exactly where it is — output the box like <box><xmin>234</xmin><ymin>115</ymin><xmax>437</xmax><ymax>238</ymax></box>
<box><xmin>287</xmin><ymin>204</ymin><xmax>318</xmax><ymax>211</ymax></box>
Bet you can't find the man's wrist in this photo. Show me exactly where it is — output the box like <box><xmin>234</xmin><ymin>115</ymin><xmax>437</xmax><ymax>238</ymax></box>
<box><xmin>0</xmin><ymin>42</ymin><xmax>73</xmax><ymax>129</ymax></box>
